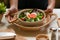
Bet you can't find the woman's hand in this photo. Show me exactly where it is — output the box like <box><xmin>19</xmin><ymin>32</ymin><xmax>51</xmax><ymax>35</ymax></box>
<box><xmin>45</xmin><ymin>6</ymin><xmax>53</xmax><ymax>13</ymax></box>
<box><xmin>5</xmin><ymin>7</ymin><xmax>18</xmax><ymax>23</ymax></box>
<box><xmin>45</xmin><ymin>0</ymin><xmax>55</xmax><ymax>13</ymax></box>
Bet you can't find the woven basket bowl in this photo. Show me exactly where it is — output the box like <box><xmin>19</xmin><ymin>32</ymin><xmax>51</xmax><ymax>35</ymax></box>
<box><xmin>17</xmin><ymin>9</ymin><xmax>46</xmax><ymax>27</ymax></box>
<box><xmin>7</xmin><ymin>9</ymin><xmax>57</xmax><ymax>31</ymax></box>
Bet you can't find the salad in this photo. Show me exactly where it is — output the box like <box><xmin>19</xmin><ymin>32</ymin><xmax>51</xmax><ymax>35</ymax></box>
<box><xmin>19</xmin><ymin>9</ymin><xmax>44</xmax><ymax>22</ymax></box>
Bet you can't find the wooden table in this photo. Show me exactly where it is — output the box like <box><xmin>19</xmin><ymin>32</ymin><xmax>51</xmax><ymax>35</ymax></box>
<box><xmin>0</xmin><ymin>9</ymin><xmax>59</xmax><ymax>40</ymax></box>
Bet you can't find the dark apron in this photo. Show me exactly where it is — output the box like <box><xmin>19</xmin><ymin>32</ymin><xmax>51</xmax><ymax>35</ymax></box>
<box><xmin>18</xmin><ymin>0</ymin><xmax>48</xmax><ymax>10</ymax></box>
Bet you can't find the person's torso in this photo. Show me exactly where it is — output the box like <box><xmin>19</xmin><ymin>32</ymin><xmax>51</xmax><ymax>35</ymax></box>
<box><xmin>18</xmin><ymin>0</ymin><xmax>48</xmax><ymax>10</ymax></box>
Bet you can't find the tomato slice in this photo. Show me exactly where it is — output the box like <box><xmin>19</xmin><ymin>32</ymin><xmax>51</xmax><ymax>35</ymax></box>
<box><xmin>27</xmin><ymin>12</ymin><xmax>37</xmax><ymax>19</ymax></box>
<box><xmin>30</xmin><ymin>13</ymin><xmax>36</xmax><ymax>18</ymax></box>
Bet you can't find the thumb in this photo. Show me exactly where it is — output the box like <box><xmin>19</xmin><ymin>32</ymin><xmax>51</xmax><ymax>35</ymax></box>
<box><xmin>44</xmin><ymin>9</ymin><xmax>48</xmax><ymax>13</ymax></box>
<box><xmin>5</xmin><ymin>9</ymin><xmax>11</xmax><ymax>17</ymax></box>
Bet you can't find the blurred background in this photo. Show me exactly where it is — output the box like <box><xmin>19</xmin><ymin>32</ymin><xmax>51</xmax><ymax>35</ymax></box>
<box><xmin>0</xmin><ymin>0</ymin><xmax>60</xmax><ymax>8</ymax></box>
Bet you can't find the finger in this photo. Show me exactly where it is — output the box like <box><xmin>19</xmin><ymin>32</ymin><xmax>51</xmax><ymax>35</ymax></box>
<box><xmin>11</xmin><ymin>15</ymin><xmax>17</xmax><ymax>22</ymax></box>
<box><xmin>7</xmin><ymin>16</ymin><xmax>12</xmax><ymax>22</ymax></box>
<box><xmin>45</xmin><ymin>9</ymin><xmax>52</xmax><ymax>13</ymax></box>
<box><xmin>44</xmin><ymin>10</ymin><xmax>47</xmax><ymax>13</ymax></box>
<box><xmin>47</xmin><ymin>8</ymin><xmax>53</xmax><ymax>12</ymax></box>
<box><xmin>5</xmin><ymin>12</ymin><xmax>9</xmax><ymax>16</ymax></box>
<box><xmin>44</xmin><ymin>9</ymin><xmax>48</xmax><ymax>13</ymax></box>
<box><xmin>10</xmin><ymin>18</ymin><xmax>16</xmax><ymax>23</ymax></box>
<box><xmin>5</xmin><ymin>9</ymin><xmax>11</xmax><ymax>17</ymax></box>
<box><xmin>49</xmin><ymin>10</ymin><xmax>52</xmax><ymax>13</ymax></box>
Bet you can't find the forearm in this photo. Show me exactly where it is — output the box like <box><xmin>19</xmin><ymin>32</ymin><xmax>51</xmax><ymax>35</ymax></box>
<box><xmin>48</xmin><ymin>0</ymin><xmax>55</xmax><ymax>9</ymax></box>
<box><xmin>10</xmin><ymin>0</ymin><xmax>18</xmax><ymax>9</ymax></box>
